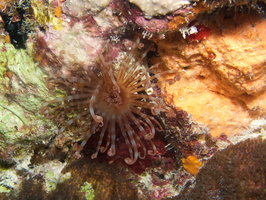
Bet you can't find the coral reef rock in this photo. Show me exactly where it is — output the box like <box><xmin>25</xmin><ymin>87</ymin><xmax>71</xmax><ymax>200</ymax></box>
<box><xmin>153</xmin><ymin>9</ymin><xmax>266</xmax><ymax>137</ymax></box>
<box><xmin>178</xmin><ymin>138</ymin><xmax>266</xmax><ymax>200</ymax></box>
<box><xmin>128</xmin><ymin>0</ymin><xmax>190</xmax><ymax>18</ymax></box>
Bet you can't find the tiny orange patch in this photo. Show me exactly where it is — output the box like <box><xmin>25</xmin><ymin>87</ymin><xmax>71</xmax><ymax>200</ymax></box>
<box><xmin>5</xmin><ymin>35</ymin><xmax>11</xmax><ymax>43</ymax></box>
<box><xmin>4</xmin><ymin>70</ymin><xmax>13</xmax><ymax>79</ymax></box>
<box><xmin>182</xmin><ymin>155</ymin><xmax>203</xmax><ymax>175</ymax></box>
<box><xmin>0</xmin><ymin>2</ymin><xmax>5</xmax><ymax>10</ymax></box>
<box><xmin>54</xmin><ymin>6</ymin><xmax>62</xmax><ymax>18</ymax></box>
<box><xmin>34</xmin><ymin>54</ymin><xmax>43</xmax><ymax>62</ymax></box>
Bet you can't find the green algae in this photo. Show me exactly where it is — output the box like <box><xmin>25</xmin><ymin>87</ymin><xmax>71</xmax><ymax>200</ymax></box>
<box><xmin>0</xmin><ymin>40</ymin><xmax>66</xmax><ymax>197</ymax></box>
<box><xmin>0</xmin><ymin>185</ymin><xmax>10</xmax><ymax>193</ymax></box>
<box><xmin>0</xmin><ymin>42</ymin><xmax>56</xmax><ymax>146</ymax></box>
<box><xmin>80</xmin><ymin>182</ymin><xmax>95</xmax><ymax>200</ymax></box>
<box><xmin>45</xmin><ymin>171</ymin><xmax>71</xmax><ymax>192</ymax></box>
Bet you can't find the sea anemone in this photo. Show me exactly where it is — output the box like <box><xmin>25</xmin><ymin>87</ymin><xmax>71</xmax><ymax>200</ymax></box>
<box><xmin>42</xmin><ymin>40</ymin><xmax>178</xmax><ymax>165</ymax></box>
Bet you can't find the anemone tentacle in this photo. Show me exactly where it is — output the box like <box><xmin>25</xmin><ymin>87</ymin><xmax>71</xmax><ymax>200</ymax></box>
<box><xmin>42</xmin><ymin>40</ymin><xmax>177</xmax><ymax>164</ymax></box>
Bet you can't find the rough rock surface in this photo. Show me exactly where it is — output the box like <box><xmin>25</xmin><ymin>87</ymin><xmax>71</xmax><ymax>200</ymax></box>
<box><xmin>153</xmin><ymin>10</ymin><xmax>266</xmax><ymax>137</ymax></box>
<box><xmin>128</xmin><ymin>0</ymin><xmax>190</xmax><ymax>18</ymax></box>
<box><xmin>178</xmin><ymin>138</ymin><xmax>266</xmax><ymax>200</ymax></box>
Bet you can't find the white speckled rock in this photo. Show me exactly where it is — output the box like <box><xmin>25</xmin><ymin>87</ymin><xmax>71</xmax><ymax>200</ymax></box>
<box><xmin>129</xmin><ymin>0</ymin><xmax>190</xmax><ymax>18</ymax></box>
<box><xmin>62</xmin><ymin>0</ymin><xmax>111</xmax><ymax>18</ymax></box>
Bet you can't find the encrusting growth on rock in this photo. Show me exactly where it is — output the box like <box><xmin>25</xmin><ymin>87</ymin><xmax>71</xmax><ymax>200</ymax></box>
<box><xmin>42</xmin><ymin>39</ymin><xmax>178</xmax><ymax>164</ymax></box>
